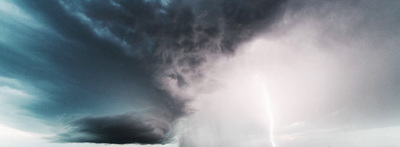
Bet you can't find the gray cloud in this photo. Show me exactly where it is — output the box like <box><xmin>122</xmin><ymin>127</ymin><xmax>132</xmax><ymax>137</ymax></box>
<box><xmin>1</xmin><ymin>0</ymin><xmax>288</xmax><ymax>144</ymax></box>
<box><xmin>2</xmin><ymin>0</ymin><xmax>400</xmax><ymax>146</ymax></box>
<box><xmin>58</xmin><ymin>111</ymin><xmax>173</xmax><ymax>144</ymax></box>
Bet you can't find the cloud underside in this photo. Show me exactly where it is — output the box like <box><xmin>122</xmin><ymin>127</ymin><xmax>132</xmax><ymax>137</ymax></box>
<box><xmin>58</xmin><ymin>112</ymin><xmax>171</xmax><ymax>144</ymax></box>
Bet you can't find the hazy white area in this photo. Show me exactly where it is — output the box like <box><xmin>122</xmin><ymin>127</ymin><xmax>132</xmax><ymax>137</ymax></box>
<box><xmin>178</xmin><ymin>1</ymin><xmax>400</xmax><ymax>146</ymax></box>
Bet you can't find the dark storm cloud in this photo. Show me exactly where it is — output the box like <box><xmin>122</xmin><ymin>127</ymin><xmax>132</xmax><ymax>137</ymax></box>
<box><xmin>1</xmin><ymin>0</ymin><xmax>288</xmax><ymax>144</ymax></box>
<box><xmin>59</xmin><ymin>111</ymin><xmax>173</xmax><ymax>144</ymax></box>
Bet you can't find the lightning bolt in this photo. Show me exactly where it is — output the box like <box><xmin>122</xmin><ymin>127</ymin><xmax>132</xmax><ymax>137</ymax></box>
<box><xmin>262</xmin><ymin>83</ymin><xmax>276</xmax><ymax>147</ymax></box>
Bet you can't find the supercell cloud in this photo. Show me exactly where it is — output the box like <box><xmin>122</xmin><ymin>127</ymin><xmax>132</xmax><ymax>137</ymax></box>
<box><xmin>1</xmin><ymin>0</ymin><xmax>400</xmax><ymax>147</ymax></box>
<box><xmin>1</xmin><ymin>0</ymin><xmax>287</xmax><ymax>144</ymax></box>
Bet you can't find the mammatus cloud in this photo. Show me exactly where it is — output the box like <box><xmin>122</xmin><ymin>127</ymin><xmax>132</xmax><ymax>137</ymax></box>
<box><xmin>1</xmin><ymin>0</ymin><xmax>287</xmax><ymax>144</ymax></box>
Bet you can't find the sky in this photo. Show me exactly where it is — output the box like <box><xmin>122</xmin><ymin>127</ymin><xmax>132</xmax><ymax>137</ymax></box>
<box><xmin>0</xmin><ymin>0</ymin><xmax>400</xmax><ymax>147</ymax></box>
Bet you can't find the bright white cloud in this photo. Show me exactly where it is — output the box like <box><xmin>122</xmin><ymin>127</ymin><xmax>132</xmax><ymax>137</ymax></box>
<box><xmin>178</xmin><ymin>1</ymin><xmax>400</xmax><ymax>146</ymax></box>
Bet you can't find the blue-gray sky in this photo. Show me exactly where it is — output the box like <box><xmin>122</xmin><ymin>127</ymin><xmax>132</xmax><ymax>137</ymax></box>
<box><xmin>1</xmin><ymin>0</ymin><xmax>400</xmax><ymax>147</ymax></box>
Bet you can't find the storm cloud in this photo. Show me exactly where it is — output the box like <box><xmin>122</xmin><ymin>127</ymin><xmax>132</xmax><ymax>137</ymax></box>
<box><xmin>59</xmin><ymin>111</ymin><xmax>173</xmax><ymax>144</ymax></box>
<box><xmin>0</xmin><ymin>0</ymin><xmax>288</xmax><ymax>144</ymax></box>
<box><xmin>4</xmin><ymin>0</ymin><xmax>399</xmax><ymax>146</ymax></box>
